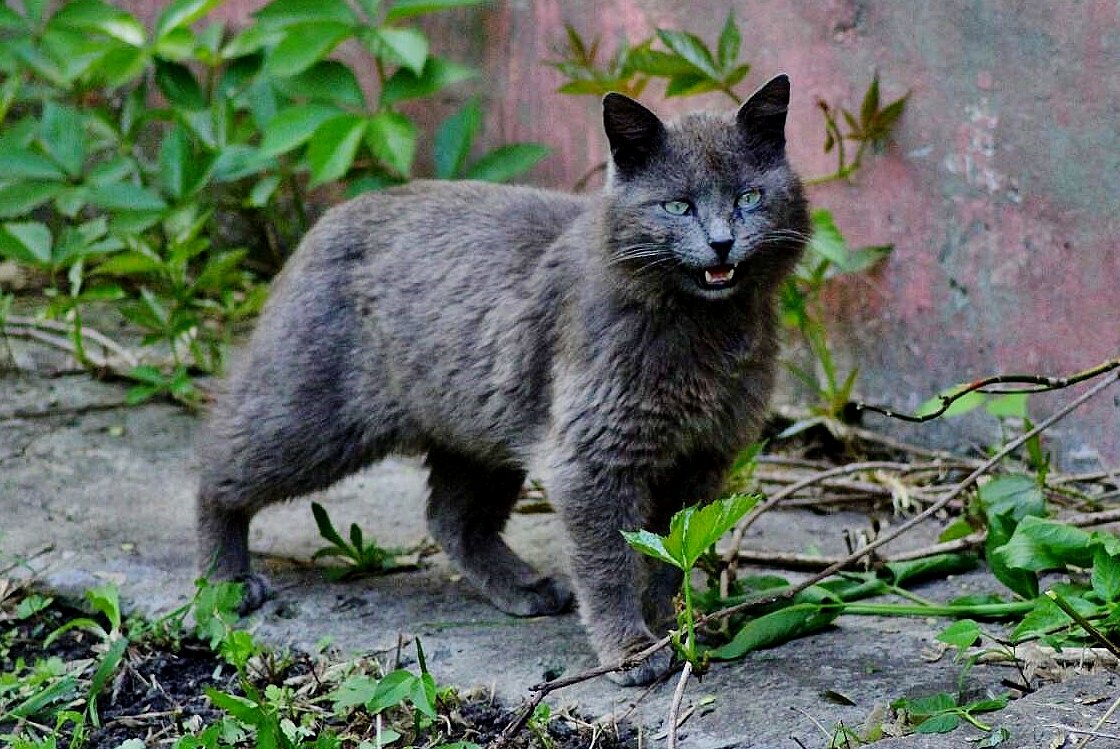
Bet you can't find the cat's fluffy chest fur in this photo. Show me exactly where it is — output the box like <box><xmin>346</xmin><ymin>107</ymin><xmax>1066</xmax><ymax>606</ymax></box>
<box><xmin>197</xmin><ymin>76</ymin><xmax>808</xmax><ymax>686</ymax></box>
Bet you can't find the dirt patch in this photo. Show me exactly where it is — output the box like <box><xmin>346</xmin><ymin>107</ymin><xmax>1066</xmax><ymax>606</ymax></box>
<box><xmin>0</xmin><ymin>597</ymin><xmax>635</xmax><ymax>749</ymax></box>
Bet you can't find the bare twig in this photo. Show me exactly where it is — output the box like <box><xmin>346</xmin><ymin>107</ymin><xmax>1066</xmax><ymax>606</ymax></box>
<box><xmin>5</xmin><ymin>315</ymin><xmax>139</xmax><ymax>367</ymax></box>
<box><xmin>665</xmin><ymin>661</ymin><xmax>692</xmax><ymax>749</ymax></box>
<box><xmin>856</xmin><ymin>357</ymin><xmax>1120</xmax><ymax>423</ymax></box>
<box><xmin>1073</xmin><ymin>691</ymin><xmax>1120</xmax><ymax>749</ymax></box>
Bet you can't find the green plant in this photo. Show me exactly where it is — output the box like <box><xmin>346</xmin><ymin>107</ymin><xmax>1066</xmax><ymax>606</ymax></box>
<box><xmin>890</xmin><ymin>691</ymin><xmax>1008</xmax><ymax>734</ymax></box>
<box><xmin>550</xmin><ymin>15</ymin><xmax>906</xmax><ymax>427</ymax></box>
<box><xmin>622</xmin><ymin>493</ymin><xmax>759</xmax><ymax>669</ymax></box>
<box><xmin>310</xmin><ymin>501</ymin><xmax>411</xmax><ymax>580</ymax></box>
<box><xmin>0</xmin><ymin>0</ymin><xmax>548</xmax><ymax>403</ymax></box>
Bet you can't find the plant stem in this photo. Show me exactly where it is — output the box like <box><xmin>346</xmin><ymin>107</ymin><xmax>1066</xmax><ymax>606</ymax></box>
<box><xmin>840</xmin><ymin>601</ymin><xmax>1035</xmax><ymax>619</ymax></box>
<box><xmin>681</xmin><ymin>574</ymin><xmax>697</xmax><ymax>662</ymax></box>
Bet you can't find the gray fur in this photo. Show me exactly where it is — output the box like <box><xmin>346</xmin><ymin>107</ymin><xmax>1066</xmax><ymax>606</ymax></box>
<box><xmin>197</xmin><ymin>76</ymin><xmax>809</xmax><ymax>685</ymax></box>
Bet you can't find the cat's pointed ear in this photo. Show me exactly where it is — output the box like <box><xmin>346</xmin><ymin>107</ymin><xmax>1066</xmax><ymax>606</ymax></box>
<box><xmin>603</xmin><ymin>93</ymin><xmax>665</xmax><ymax>174</ymax></box>
<box><xmin>736</xmin><ymin>74</ymin><xmax>790</xmax><ymax>147</ymax></box>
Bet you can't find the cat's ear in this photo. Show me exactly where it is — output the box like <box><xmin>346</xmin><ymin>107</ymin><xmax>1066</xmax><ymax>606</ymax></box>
<box><xmin>602</xmin><ymin>93</ymin><xmax>665</xmax><ymax>174</ymax></box>
<box><xmin>736</xmin><ymin>74</ymin><xmax>790</xmax><ymax>147</ymax></box>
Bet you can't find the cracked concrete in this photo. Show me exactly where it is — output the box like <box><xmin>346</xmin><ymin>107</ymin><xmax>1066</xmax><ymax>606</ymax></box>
<box><xmin>2</xmin><ymin>368</ymin><xmax>1116</xmax><ymax>748</ymax></box>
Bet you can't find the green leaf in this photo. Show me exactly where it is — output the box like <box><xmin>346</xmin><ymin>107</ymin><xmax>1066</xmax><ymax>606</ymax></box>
<box><xmin>92</xmin><ymin>251</ymin><xmax>163</xmax><ymax>277</ymax></box>
<box><xmin>1010</xmin><ymin>595</ymin><xmax>1074</xmax><ymax>642</ymax></box>
<box><xmin>1091</xmin><ymin>545</ymin><xmax>1120</xmax><ymax>603</ymax></box>
<box><xmin>51</xmin><ymin>0</ymin><xmax>145</xmax><ymax>46</ymax></box>
<box><xmin>259</xmin><ymin>103</ymin><xmax>342</xmax><ymax>157</ymax></box>
<box><xmin>936</xmin><ymin>619</ymin><xmax>982</xmax><ymax>650</ymax></box>
<box><xmin>621</xmin><ymin>529</ymin><xmax>680</xmax><ymax>568</ymax></box>
<box><xmin>717</xmin><ymin>10</ymin><xmax>740</xmax><ymax>70</ymax></box>
<box><xmin>708</xmin><ymin>602</ymin><xmax>838</xmax><ymax>659</ymax></box>
<box><xmin>465</xmin><ymin>143</ymin><xmax>549</xmax><ymax>183</ymax></box>
<box><xmin>434</xmin><ymin>96</ymin><xmax>482</xmax><ymax>178</ymax></box>
<box><xmin>248</xmin><ymin>174</ymin><xmax>281</xmax><ymax>207</ymax></box>
<box><xmin>915</xmin><ymin>713</ymin><xmax>960</xmax><ymax>734</ymax></box>
<box><xmin>311</xmin><ymin>502</ymin><xmax>349</xmax><ymax>551</ymax></box>
<box><xmin>211</xmin><ymin>144</ymin><xmax>275</xmax><ymax>182</ymax></box>
<box><xmin>662</xmin><ymin>493</ymin><xmax>759</xmax><ymax>569</ymax></box>
<box><xmin>859</xmin><ymin>73</ymin><xmax>880</xmax><ymax>131</ymax></box>
<box><xmin>0</xmin><ymin>150</ymin><xmax>67</xmax><ymax>180</ymax></box>
<box><xmin>273</xmin><ymin>60</ymin><xmax>366</xmax><ymax>107</ymax></box>
<box><xmin>205</xmin><ymin>688</ymin><xmax>264</xmax><ymax>724</ymax></box>
<box><xmin>664</xmin><ymin>72</ymin><xmax>719</xmax><ymax>98</ymax></box>
<box><xmin>87</xmin><ymin>183</ymin><xmax>168</xmax><ymax>212</ymax></box>
<box><xmin>155</xmin><ymin>0</ymin><xmax>221</xmax><ymax>39</ymax></box>
<box><xmin>0</xmin><ymin>182</ymin><xmax>63</xmax><ymax>218</ymax></box>
<box><xmin>86</xmin><ymin>583</ymin><xmax>122</xmax><ymax>631</ymax></box>
<box><xmin>380</xmin><ymin>56</ymin><xmax>475</xmax><ymax>106</ymax></box>
<box><xmin>365</xmin><ymin>111</ymin><xmax>417</xmax><ymax>176</ymax></box>
<box><xmin>882</xmin><ymin>553</ymin><xmax>978</xmax><ymax>586</ymax></box>
<box><xmin>307</xmin><ymin>114</ymin><xmax>367</xmax><ymax>186</ymax></box>
<box><xmin>978</xmin><ymin>727</ymin><xmax>1011</xmax><ymax>747</ymax></box>
<box><xmin>807</xmin><ymin>208</ymin><xmax>849</xmax><ymax>267</ymax></box>
<box><xmin>984</xmin><ymin>393</ymin><xmax>1028</xmax><ymax>419</ymax></box>
<box><xmin>373</xmin><ymin>26</ymin><xmax>429</xmax><ymax>76</ymax></box>
<box><xmin>254</xmin><ymin>0</ymin><xmax>357</xmax><ymax>28</ymax></box>
<box><xmin>0</xmin><ymin>221</ymin><xmax>53</xmax><ymax>266</ymax></box>
<box><xmin>991</xmin><ymin>516</ymin><xmax>1093</xmax><ymax>573</ymax></box>
<box><xmin>87</xmin><ymin>635</ymin><xmax>128</xmax><ymax>717</ymax></box>
<box><xmin>331</xmin><ymin>675</ymin><xmax>379</xmax><ymax>710</ymax></box>
<box><xmin>39</xmin><ymin>101</ymin><xmax>86</xmax><ymax>177</ymax></box>
<box><xmin>366</xmin><ymin>670</ymin><xmax>416</xmax><ymax>714</ymax></box>
<box><xmin>938</xmin><ymin>517</ymin><xmax>975</xmax><ymax>543</ymax></box>
<box><xmin>155</xmin><ymin>59</ymin><xmax>206</xmax><ymax>110</ymax></box>
<box><xmin>837</xmin><ymin>244</ymin><xmax>892</xmax><ymax>275</ymax></box>
<box><xmin>979</xmin><ymin>475</ymin><xmax>1045</xmax><ymax>523</ymax></box>
<box><xmin>627</xmin><ymin>48</ymin><xmax>697</xmax><ymax>77</ymax></box>
<box><xmin>266</xmin><ymin>22</ymin><xmax>352</xmax><ymax>77</ymax></box>
<box><xmin>986</xmin><ymin>512</ymin><xmax>1039</xmax><ymax>600</ymax></box>
<box><xmin>655</xmin><ymin>29</ymin><xmax>720</xmax><ymax>80</ymax></box>
<box><xmin>384</xmin><ymin>0</ymin><xmax>485</xmax><ymax>22</ymax></box>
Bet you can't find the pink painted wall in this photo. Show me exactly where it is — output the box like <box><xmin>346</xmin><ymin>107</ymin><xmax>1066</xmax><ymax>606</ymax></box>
<box><xmin>128</xmin><ymin>0</ymin><xmax>1120</xmax><ymax>465</ymax></box>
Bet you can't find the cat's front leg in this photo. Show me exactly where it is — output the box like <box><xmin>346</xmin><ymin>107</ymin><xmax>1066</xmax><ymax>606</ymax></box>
<box><xmin>549</xmin><ymin>458</ymin><xmax>673</xmax><ymax>686</ymax></box>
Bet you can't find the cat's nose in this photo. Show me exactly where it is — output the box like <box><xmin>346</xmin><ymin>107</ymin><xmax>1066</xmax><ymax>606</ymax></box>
<box><xmin>709</xmin><ymin>238</ymin><xmax>734</xmax><ymax>261</ymax></box>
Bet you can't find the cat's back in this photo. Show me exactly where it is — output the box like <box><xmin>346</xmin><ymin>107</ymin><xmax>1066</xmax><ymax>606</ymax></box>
<box><xmin>311</xmin><ymin>179</ymin><xmax>590</xmax><ymax>268</ymax></box>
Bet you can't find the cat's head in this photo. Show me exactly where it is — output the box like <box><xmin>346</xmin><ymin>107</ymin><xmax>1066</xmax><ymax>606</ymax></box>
<box><xmin>600</xmin><ymin>75</ymin><xmax>809</xmax><ymax>302</ymax></box>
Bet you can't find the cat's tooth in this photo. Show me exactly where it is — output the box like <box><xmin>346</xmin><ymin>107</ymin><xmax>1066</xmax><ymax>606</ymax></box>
<box><xmin>704</xmin><ymin>269</ymin><xmax>715</xmax><ymax>285</ymax></box>
<box><xmin>726</xmin><ymin>267</ymin><xmax>735</xmax><ymax>280</ymax></box>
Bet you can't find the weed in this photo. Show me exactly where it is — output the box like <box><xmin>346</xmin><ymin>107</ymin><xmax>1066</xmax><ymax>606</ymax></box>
<box><xmin>0</xmin><ymin>0</ymin><xmax>547</xmax><ymax>401</ymax></box>
<box><xmin>310</xmin><ymin>502</ymin><xmax>413</xmax><ymax>581</ymax></box>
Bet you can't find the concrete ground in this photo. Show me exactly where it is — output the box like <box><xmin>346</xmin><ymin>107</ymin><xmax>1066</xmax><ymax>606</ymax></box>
<box><xmin>2</xmin><ymin>366</ymin><xmax>1117</xmax><ymax>748</ymax></box>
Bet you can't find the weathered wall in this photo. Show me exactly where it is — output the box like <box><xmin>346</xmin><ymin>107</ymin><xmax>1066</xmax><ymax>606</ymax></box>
<box><xmin>127</xmin><ymin>0</ymin><xmax>1120</xmax><ymax>465</ymax></box>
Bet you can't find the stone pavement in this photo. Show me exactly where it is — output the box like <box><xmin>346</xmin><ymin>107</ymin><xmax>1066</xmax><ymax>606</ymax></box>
<box><xmin>2</xmin><ymin>370</ymin><xmax>1116</xmax><ymax>748</ymax></box>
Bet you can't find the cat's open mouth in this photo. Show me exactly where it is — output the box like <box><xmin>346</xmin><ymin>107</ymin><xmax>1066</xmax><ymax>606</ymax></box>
<box><xmin>698</xmin><ymin>263</ymin><xmax>738</xmax><ymax>290</ymax></box>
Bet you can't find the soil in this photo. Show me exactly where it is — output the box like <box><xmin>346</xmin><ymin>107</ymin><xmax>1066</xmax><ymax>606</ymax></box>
<box><xmin>0</xmin><ymin>598</ymin><xmax>634</xmax><ymax>749</ymax></box>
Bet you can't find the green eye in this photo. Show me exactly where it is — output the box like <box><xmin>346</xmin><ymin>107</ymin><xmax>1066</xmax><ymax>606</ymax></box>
<box><xmin>661</xmin><ymin>200</ymin><xmax>691</xmax><ymax>216</ymax></box>
<box><xmin>736</xmin><ymin>189</ymin><xmax>762</xmax><ymax>210</ymax></box>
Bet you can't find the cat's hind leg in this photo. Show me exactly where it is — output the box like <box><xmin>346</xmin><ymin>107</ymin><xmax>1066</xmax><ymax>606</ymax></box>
<box><xmin>424</xmin><ymin>448</ymin><xmax>573</xmax><ymax>617</ymax></box>
<box><xmin>197</xmin><ymin>405</ymin><xmax>384</xmax><ymax>613</ymax></box>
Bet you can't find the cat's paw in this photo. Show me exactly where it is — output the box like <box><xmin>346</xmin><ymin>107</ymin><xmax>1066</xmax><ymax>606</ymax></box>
<box><xmin>234</xmin><ymin>572</ymin><xmax>274</xmax><ymax>615</ymax></box>
<box><xmin>491</xmin><ymin>575</ymin><xmax>574</xmax><ymax>617</ymax></box>
<box><xmin>606</xmin><ymin>646</ymin><xmax>674</xmax><ymax>687</ymax></box>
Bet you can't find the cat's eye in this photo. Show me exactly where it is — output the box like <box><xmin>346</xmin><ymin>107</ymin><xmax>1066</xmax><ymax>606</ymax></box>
<box><xmin>661</xmin><ymin>200</ymin><xmax>692</xmax><ymax>216</ymax></box>
<box><xmin>736</xmin><ymin>189</ymin><xmax>763</xmax><ymax>210</ymax></box>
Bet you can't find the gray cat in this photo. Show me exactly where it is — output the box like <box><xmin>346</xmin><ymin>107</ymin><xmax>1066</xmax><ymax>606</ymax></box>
<box><xmin>197</xmin><ymin>75</ymin><xmax>809</xmax><ymax>686</ymax></box>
